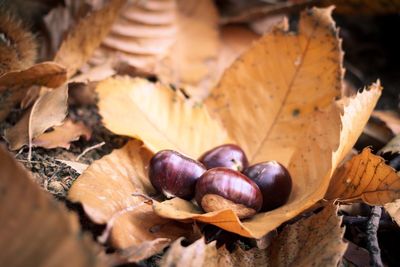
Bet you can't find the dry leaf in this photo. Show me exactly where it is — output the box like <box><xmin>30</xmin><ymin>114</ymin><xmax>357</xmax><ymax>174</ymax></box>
<box><xmin>326</xmin><ymin>148</ymin><xmax>400</xmax><ymax>204</ymax></box>
<box><xmin>54</xmin><ymin>0</ymin><xmax>126</xmax><ymax>78</ymax></box>
<box><xmin>385</xmin><ymin>199</ymin><xmax>400</xmax><ymax>226</ymax></box>
<box><xmin>0</xmin><ymin>146</ymin><xmax>105</xmax><ymax>267</ymax></box>
<box><xmin>373</xmin><ymin>110</ymin><xmax>400</xmax><ymax>135</ymax></box>
<box><xmin>216</xmin><ymin>25</ymin><xmax>259</xmax><ymax>83</ymax></box>
<box><xmin>4</xmin><ymin>86</ymin><xmax>68</xmax><ymax>150</ymax></box>
<box><xmin>97</xmin><ymin>76</ymin><xmax>230</xmax><ymax>158</ymax></box>
<box><xmin>56</xmin><ymin>159</ymin><xmax>89</xmax><ymax>174</ymax></box>
<box><xmin>152</xmin><ymin>73</ymin><xmax>381</xmax><ymax>239</ymax></box>
<box><xmin>68</xmin><ymin>140</ymin><xmax>195</xmax><ymax>259</ymax></box>
<box><xmin>206</xmin><ymin>7</ymin><xmax>343</xmax><ymax>165</ymax></box>
<box><xmin>32</xmin><ymin>119</ymin><xmax>92</xmax><ymax>149</ymax></box>
<box><xmin>92</xmin><ymin>0</ymin><xmax>219</xmax><ymax>95</ymax></box>
<box><xmin>0</xmin><ymin>62</ymin><xmax>67</xmax><ymax>121</ymax></box>
<box><xmin>161</xmin><ymin>205</ymin><xmax>346</xmax><ymax>267</ymax></box>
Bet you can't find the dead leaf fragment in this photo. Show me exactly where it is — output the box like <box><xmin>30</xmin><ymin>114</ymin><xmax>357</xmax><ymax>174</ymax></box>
<box><xmin>326</xmin><ymin>148</ymin><xmax>400</xmax><ymax>205</ymax></box>
<box><xmin>0</xmin><ymin>146</ymin><xmax>105</xmax><ymax>267</ymax></box>
<box><xmin>206</xmin><ymin>7</ymin><xmax>343</xmax><ymax>164</ymax></box>
<box><xmin>68</xmin><ymin>140</ymin><xmax>194</xmax><ymax>257</ymax></box>
<box><xmin>380</xmin><ymin>134</ymin><xmax>400</xmax><ymax>155</ymax></box>
<box><xmin>160</xmin><ymin>205</ymin><xmax>346</xmax><ymax>267</ymax></box>
<box><xmin>97</xmin><ymin>76</ymin><xmax>230</xmax><ymax>158</ymax></box>
<box><xmin>54</xmin><ymin>0</ymin><xmax>126</xmax><ymax>78</ymax></box>
<box><xmin>33</xmin><ymin>119</ymin><xmax>92</xmax><ymax>149</ymax></box>
<box><xmin>372</xmin><ymin>110</ymin><xmax>400</xmax><ymax>135</ymax></box>
<box><xmin>4</xmin><ymin>86</ymin><xmax>68</xmax><ymax>150</ymax></box>
<box><xmin>0</xmin><ymin>62</ymin><xmax>67</xmax><ymax>121</ymax></box>
<box><xmin>385</xmin><ymin>199</ymin><xmax>400</xmax><ymax>226</ymax></box>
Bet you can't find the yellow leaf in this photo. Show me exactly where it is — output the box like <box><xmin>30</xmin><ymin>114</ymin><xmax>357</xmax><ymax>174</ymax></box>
<box><xmin>97</xmin><ymin>76</ymin><xmax>230</xmax><ymax>158</ymax></box>
<box><xmin>206</xmin><ymin>7</ymin><xmax>343</xmax><ymax>165</ymax></box>
<box><xmin>326</xmin><ymin>148</ymin><xmax>400</xmax><ymax>205</ymax></box>
<box><xmin>385</xmin><ymin>199</ymin><xmax>400</xmax><ymax>226</ymax></box>
<box><xmin>152</xmin><ymin>78</ymin><xmax>381</xmax><ymax>239</ymax></box>
<box><xmin>0</xmin><ymin>146</ymin><xmax>105</xmax><ymax>267</ymax></box>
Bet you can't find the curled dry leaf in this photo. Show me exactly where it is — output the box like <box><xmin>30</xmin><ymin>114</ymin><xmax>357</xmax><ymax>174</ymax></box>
<box><xmin>152</xmin><ymin>8</ymin><xmax>381</xmax><ymax>238</ymax></box>
<box><xmin>97</xmin><ymin>76</ymin><xmax>230</xmax><ymax>158</ymax></box>
<box><xmin>32</xmin><ymin>119</ymin><xmax>92</xmax><ymax>149</ymax></box>
<box><xmin>54</xmin><ymin>0</ymin><xmax>126</xmax><ymax>78</ymax></box>
<box><xmin>4</xmin><ymin>85</ymin><xmax>68</xmax><ymax>150</ymax></box>
<box><xmin>326</xmin><ymin>148</ymin><xmax>400</xmax><ymax>205</ymax></box>
<box><xmin>0</xmin><ymin>146</ymin><xmax>105</xmax><ymax>267</ymax></box>
<box><xmin>161</xmin><ymin>205</ymin><xmax>346</xmax><ymax>267</ymax></box>
<box><xmin>0</xmin><ymin>62</ymin><xmax>67</xmax><ymax>121</ymax></box>
<box><xmin>92</xmin><ymin>0</ymin><xmax>219</xmax><ymax>95</ymax></box>
<box><xmin>68</xmin><ymin>140</ymin><xmax>196</xmax><ymax>260</ymax></box>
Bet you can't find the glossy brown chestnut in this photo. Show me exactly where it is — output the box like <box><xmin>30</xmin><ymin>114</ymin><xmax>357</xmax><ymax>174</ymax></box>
<box><xmin>243</xmin><ymin>161</ymin><xmax>292</xmax><ymax>211</ymax></box>
<box><xmin>195</xmin><ymin>167</ymin><xmax>263</xmax><ymax>219</ymax></box>
<box><xmin>198</xmin><ymin>144</ymin><xmax>249</xmax><ymax>171</ymax></box>
<box><xmin>149</xmin><ymin>150</ymin><xmax>206</xmax><ymax>200</ymax></box>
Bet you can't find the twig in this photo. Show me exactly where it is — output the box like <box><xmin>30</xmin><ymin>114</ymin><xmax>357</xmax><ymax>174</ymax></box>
<box><xmin>76</xmin><ymin>141</ymin><xmax>105</xmax><ymax>161</ymax></box>
<box><xmin>366</xmin><ymin>206</ymin><xmax>383</xmax><ymax>267</ymax></box>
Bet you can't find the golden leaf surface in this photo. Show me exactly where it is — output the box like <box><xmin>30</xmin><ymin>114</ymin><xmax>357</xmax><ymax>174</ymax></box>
<box><xmin>160</xmin><ymin>205</ymin><xmax>346</xmax><ymax>267</ymax></box>
<box><xmin>326</xmin><ymin>148</ymin><xmax>400</xmax><ymax>205</ymax></box>
<box><xmin>0</xmin><ymin>147</ymin><xmax>105</xmax><ymax>267</ymax></box>
<box><xmin>97</xmin><ymin>76</ymin><xmax>230</xmax><ymax>158</ymax></box>
<box><xmin>385</xmin><ymin>199</ymin><xmax>400</xmax><ymax>226</ymax></box>
<box><xmin>68</xmin><ymin>140</ymin><xmax>195</xmax><ymax>258</ymax></box>
<box><xmin>54</xmin><ymin>0</ymin><xmax>126</xmax><ymax>78</ymax></box>
<box><xmin>153</xmin><ymin>82</ymin><xmax>381</xmax><ymax>238</ymax></box>
<box><xmin>206</xmin><ymin>7</ymin><xmax>343</xmax><ymax>164</ymax></box>
<box><xmin>4</xmin><ymin>86</ymin><xmax>68</xmax><ymax>150</ymax></box>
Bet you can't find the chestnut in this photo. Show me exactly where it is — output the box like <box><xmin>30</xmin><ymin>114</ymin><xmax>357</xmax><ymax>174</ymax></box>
<box><xmin>243</xmin><ymin>161</ymin><xmax>292</xmax><ymax>211</ymax></box>
<box><xmin>198</xmin><ymin>144</ymin><xmax>249</xmax><ymax>171</ymax></box>
<box><xmin>195</xmin><ymin>167</ymin><xmax>263</xmax><ymax>219</ymax></box>
<box><xmin>149</xmin><ymin>150</ymin><xmax>206</xmax><ymax>200</ymax></box>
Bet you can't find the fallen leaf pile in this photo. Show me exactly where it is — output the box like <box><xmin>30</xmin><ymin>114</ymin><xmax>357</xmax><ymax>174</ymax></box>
<box><xmin>0</xmin><ymin>0</ymin><xmax>400</xmax><ymax>266</ymax></box>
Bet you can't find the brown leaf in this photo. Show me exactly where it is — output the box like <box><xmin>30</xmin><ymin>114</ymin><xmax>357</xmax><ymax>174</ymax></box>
<box><xmin>0</xmin><ymin>62</ymin><xmax>67</xmax><ymax>121</ymax></box>
<box><xmin>32</xmin><ymin>119</ymin><xmax>92</xmax><ymax>149</ymax></box>
<box><xmin>0</xmin><ymin>146</ymin><xmax>105</xmax><ymax>267</ymax></box>
<box><xmin>97</xmin><ymin>76</ymin><xmax>230</xmax><ymax>158</ymax></box>
<box><xmin>68</xmin><ymin>140</ymin><xmax>195</xmax><ymax>259</ymax></box>
<box><xmin>385</xmin><ymin>199</ymin><xmax>400</xmax><ymax>226</ymax></box>
<box><xmin>92</xmin><ymin>0</ymin><xmax>219</xmax><ymax>95</ymax></box>
<box><xmin>326</xmin><ymin>148</ymin><xmax>400</xmax><ymax>205</ymax></box>
<box><xmin>161</xmin><ymin>205</ymin><xmax>346</xmax><ymax>267</ymax></box>
<box><xmin>54</xmin><ymin>0</ymin><xmax>126</xmax><ymax>78</ymax></box>
<box><xmin>4</xmin><ymin>86</ymin><xmax>68</xmax><ymax>150</ymax></box>
<box><xmin>206</xmin><ymin>7</ymin><xmax>343</xmax><ymax>164</ymax></box>
<box><xmin>151</xmin><ymin>9</ymin><xmax>380</xmax><ymax>238</ymax></box>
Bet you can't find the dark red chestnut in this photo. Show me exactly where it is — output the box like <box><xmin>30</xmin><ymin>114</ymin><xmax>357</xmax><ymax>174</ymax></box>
<box><xmin>198</xmin><ymin>144</ymin><xmax>249</xmax><ymax>171</ymax></box>
<box><xmin>243</xmin><ymin>161</ymin><xmax>292</xmax><ymax>211</ymax></box>
<box><xmin>149</xmin><ymin>150</ymin><xmax>206</xmax><ymax>200</ymax></box>
<box><xmin>195</xmin><ymin>167</ymin><xmax>262</xmax><ymax>219</ymax></box>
